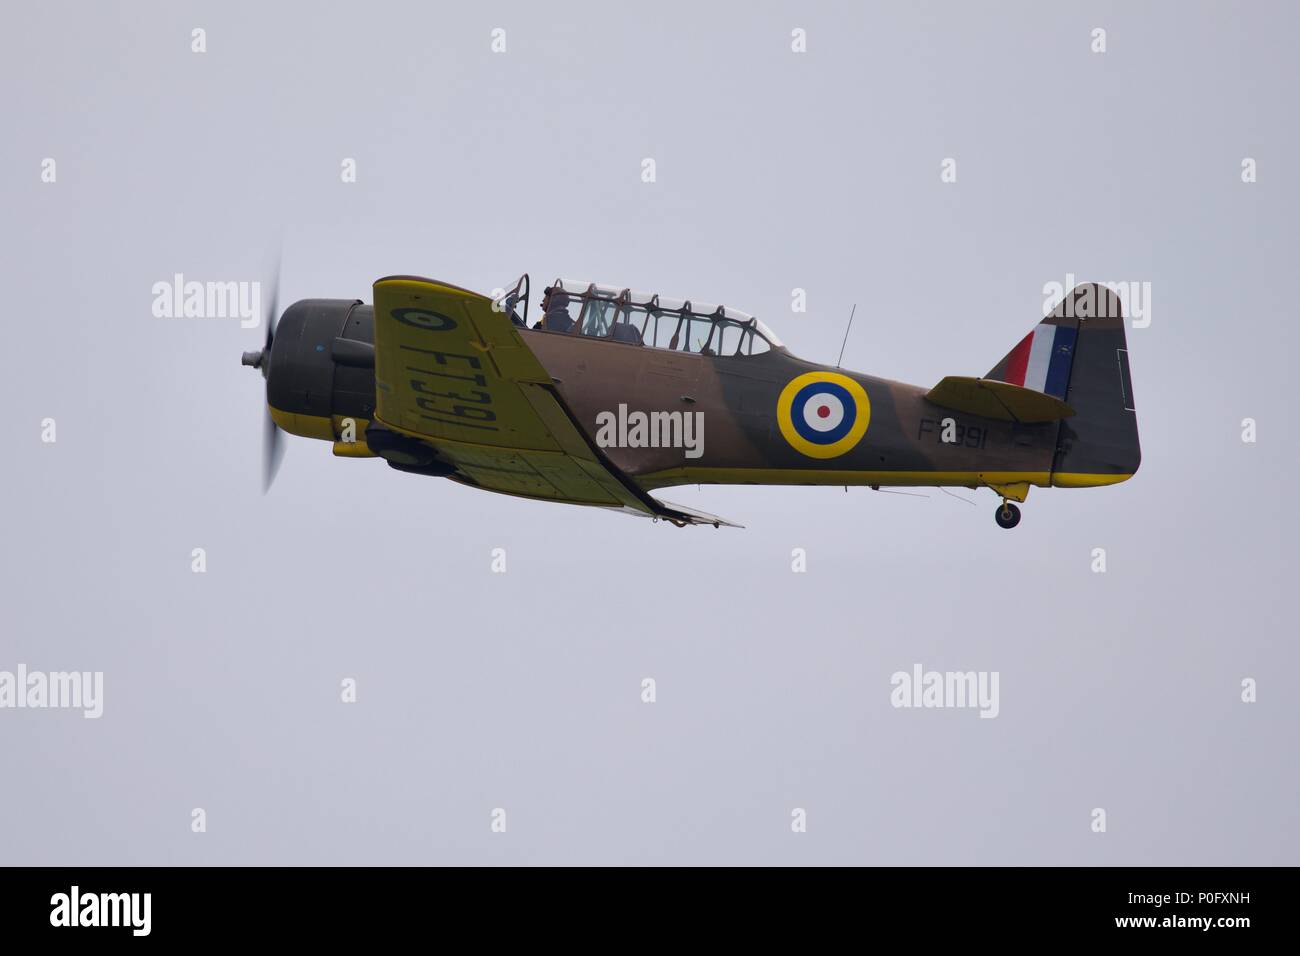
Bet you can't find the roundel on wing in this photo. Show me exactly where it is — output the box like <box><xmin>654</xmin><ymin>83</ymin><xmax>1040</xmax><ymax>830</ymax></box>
<box><xmin>777</xmin><ymin>371</ymin><xmax>871</xmax><ymax>459</ymax></box>
<box><xmin>392</xmin><ymin>307</ymin><xmax>457</xmax><ymax>332</ymax></box>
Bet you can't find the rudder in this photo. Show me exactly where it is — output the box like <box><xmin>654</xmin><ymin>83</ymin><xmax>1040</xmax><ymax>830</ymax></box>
<box><xmin>1045</xmin><ymin>284</ymin><xmax>1140</xmax><ymax>486</ymax></box>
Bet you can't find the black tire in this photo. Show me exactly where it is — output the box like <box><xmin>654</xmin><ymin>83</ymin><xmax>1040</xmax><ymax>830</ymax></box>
<box><xmin>995</xmin><ymin>502</ymin><xmax>1021</xmax><ymax>529</ymax></box>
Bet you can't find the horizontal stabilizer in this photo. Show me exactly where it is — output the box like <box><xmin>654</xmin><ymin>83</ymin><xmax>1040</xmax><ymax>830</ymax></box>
<box><xmin>925</xmin><ymin>376</ymin><xmax>1076</xmax><ymax>424</ymax></box>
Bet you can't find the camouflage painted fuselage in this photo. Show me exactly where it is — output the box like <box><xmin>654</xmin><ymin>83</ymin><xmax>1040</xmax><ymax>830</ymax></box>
<box><xmin>525</xmin><ymin>317</ymin><xmax>1132</xmax><ymax>496</ymax></box>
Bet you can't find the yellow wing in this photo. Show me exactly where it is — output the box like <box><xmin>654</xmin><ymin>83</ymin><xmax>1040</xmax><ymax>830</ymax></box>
<box><xmin>371</xmin><ymin>276</ymin><xmax>652</xmax><ymax>511</ymax></box>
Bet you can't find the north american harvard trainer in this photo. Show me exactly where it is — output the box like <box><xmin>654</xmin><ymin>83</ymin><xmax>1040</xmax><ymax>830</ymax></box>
<box><xmin>241</xmin><ymin>275</ymin><xmax>1139</xmax><ymax>529</ymax></box>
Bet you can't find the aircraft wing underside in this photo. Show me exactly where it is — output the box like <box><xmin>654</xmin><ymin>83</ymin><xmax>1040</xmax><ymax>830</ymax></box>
<box><xmin>371</xmin><ymin>276</ymin><xmax>734</xmax><ymax>527</ymax></box>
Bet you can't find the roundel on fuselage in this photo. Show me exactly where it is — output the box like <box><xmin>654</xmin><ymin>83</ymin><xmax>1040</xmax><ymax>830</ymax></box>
<box><xmin>777</xmin><ymin>371</ymin><xmax>871</xmax><ymax>459</ymax></box>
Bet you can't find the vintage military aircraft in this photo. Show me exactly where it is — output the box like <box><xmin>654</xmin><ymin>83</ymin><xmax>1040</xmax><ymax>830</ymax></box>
<box><xmin>241</xmin><ymin>275</ymin><xmax>1139</xmax><ymax>528</ymax></box>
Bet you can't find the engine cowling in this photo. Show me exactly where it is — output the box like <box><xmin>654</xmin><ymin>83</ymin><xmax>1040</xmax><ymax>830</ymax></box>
<box><xmin>264</xmin><ymin>299</ymin><xmax>376</xmax><ymax>444</ymax></box>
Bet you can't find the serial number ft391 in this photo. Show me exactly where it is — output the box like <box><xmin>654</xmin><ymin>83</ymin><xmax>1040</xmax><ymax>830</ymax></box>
<box><xmin>918</xmin><ymin>417</ymin><xmax>988</xmax><ymax>449</ymax></box>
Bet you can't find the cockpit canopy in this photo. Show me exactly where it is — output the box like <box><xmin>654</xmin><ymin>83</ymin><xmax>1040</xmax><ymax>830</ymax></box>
<box><xmin>525</xmin><ymin>277</ymin><xmax>783</xmax><ymax>357</ymax></box>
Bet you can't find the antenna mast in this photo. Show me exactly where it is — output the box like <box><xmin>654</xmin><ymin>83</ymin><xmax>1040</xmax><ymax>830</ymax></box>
<box><xmin>836</xmin><ymin>303</ymin><xmax>858</xmax><ymax>368</ymax></box>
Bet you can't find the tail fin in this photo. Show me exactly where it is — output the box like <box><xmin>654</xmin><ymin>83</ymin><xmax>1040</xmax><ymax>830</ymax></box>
<box><xmin>986</xmin><ymin>312</ymin><xmax>1078</xmax><ymax>400</ymax></box>
<box><xmin>987</xmin><ymin>284</ymin><xmax>1141</xmax><ymax>487</ymax></box>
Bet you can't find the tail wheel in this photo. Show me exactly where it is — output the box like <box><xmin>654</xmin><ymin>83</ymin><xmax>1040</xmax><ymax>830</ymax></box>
<box><xmin>995</xmin><ymin>502</ymin><xmax>1021</xmax><ymax>529</ymax></box>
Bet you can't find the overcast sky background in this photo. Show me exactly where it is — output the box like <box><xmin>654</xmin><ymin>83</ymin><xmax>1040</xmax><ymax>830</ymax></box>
<box><xmin>2</xmin><ymin>0</ymin><xmax>1296</xmax><ymax>864</ymax></box>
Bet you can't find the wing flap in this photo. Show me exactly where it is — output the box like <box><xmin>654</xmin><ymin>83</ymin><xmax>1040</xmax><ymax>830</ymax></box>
<box><xmin>651</xmin><ymin>498</ymin><xmax>744</xmax><ymax>528</ymax></box>
<box><xmin>442</xmin><ymin>445</ymin><xmax>615</xmax><ymax>504</ymax></box>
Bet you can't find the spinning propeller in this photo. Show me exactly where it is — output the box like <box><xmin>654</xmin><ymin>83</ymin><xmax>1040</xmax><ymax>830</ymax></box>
<box><xmin>240</xmin><ymin>258</ymin><xmax>284</xmax><ymax>493</ymax></box>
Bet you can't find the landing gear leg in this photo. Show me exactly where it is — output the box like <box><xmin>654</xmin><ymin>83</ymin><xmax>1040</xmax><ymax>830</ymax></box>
<box><xmin>995</xmin><ymin>501</ymin><xmax>1021</xmax><ymax>529</ymax></box>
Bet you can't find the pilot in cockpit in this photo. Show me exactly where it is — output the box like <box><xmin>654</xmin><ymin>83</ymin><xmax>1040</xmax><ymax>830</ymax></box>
<box><xmin>534</xmin><ymin>287</ymin><xmax>574</xmax><ymax>333</ymax></box>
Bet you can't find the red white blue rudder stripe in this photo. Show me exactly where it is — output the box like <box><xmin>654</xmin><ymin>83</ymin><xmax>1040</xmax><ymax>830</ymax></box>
<box><xmin>995</xmin><ymin>321</ymin><xmax>1078</xmax><ymax>400</ymax></box>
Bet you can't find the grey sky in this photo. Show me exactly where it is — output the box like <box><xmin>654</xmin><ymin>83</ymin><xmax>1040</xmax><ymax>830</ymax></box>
<box><xmin>1</xmin><ymin>0</ymin><xmax>1296</xmax><ymax>864</ymax></box>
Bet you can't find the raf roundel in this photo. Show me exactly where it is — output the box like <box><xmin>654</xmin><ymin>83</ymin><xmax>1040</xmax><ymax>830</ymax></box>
<box><xmin>777</xmin><ymin>371</ymin><xmax>871</xmax><ymax>459</ymax></box>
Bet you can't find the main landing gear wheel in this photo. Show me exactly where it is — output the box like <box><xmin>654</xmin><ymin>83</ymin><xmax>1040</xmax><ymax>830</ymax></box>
<box><xmin>995</xmin><ymin>502</ymin><xmax>1021</xmax><ymax>529</ymax></box>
